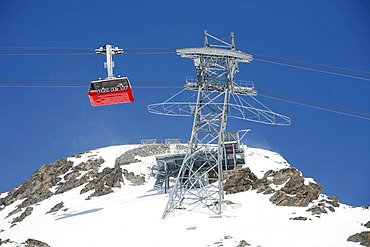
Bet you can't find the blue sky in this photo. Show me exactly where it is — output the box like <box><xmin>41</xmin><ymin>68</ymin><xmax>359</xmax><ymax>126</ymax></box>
<box><xmin>0</xmin><ymin>0</ymin><xmax>369</xmax><ymax>206</ymax></box>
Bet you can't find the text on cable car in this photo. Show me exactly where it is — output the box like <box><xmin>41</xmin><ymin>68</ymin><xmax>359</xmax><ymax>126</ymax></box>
<box><xmin>97</xmin><ymin>83</ymin><xmax>128</xmax><ymax>94</ymax></box>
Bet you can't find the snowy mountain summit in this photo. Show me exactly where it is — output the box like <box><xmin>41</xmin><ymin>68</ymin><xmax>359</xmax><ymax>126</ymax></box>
<box><xmin>0</xmin><ymin>144</ymin><xmax>369</xmax><ymax>247</ymax></box>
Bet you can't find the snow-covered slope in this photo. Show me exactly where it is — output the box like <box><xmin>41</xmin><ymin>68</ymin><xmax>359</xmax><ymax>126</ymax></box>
<box><xmin>0</xmin><ymin>145</ymin><xmax>369</xmax><ymax>247</ymax></box>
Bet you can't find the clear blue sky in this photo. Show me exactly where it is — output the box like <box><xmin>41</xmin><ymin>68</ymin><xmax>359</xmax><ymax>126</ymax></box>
<box><xmin>0</xmin><ymin>0</ymin><xmax>369</xmax><ymax>206</ymax></box>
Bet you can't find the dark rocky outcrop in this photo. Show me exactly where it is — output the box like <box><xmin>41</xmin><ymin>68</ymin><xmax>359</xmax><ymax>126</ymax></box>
<box><xmin>1</xmin><ymin>158</ymin><xmax>73</xmax><ymax>208</ymax></box>
<box><xmin>224</xmin><ymin>166</ymin><xmax>324</xmax><ymax>208</ymax></box>
<box><xmin>347</xmin><ymin>231</ymin><xmax>370</xmax><ymax>247</ymax></box>
<box><xmin>81</xmin><ymin>166</ymin><xmax>124</xmax><ymax>199</ymax></box>
<box><xmin>0</xmin><ymin>156</ymin><xmax>107</xmax><ymax>211</ymax></box>
<box><xmin>365</xmin><ymin>221</ymin><xmax>370</xmax><ymax>229</ymax></box>
<box><xmin>224</xmin><ymin>167</ymin><xmax>258</xmax><ymax>194</ymax></box>
<box><xmin>306</xmin><ymin>196</ymin><xmax>340</xmax><ymax>215</ymax></box>
<box><xmin>123</xmin><ymin>169</ymin><xmax>145</xmax><ymax>186</ymax></box>
<box><xmin>18</xmin><ymin>190</ymin><xmax>54</xmax><ymax>209</ymax></box>
<box><xmin>252</xmin><ymin>176</ymin><xmax>274</xmax><ymax>194</ymax></box>
<box><xmin>0</xmin><ymin>238</ymin><xmax>14</xmax><ymax>246</ymax></box>
<box><xmin>1</xmin><ymin>145</ymin><xmax>162</xmax><ymax>211</ymax></box>
<box><xmin>320</xmin><ymin>196</ymin><xmax>340</xmax><ymax>207</ymax></box>
<box><xmin>237</xmin><ymin>240</ymin><xmax>251</xmax><ymax>247</ymax></box>
<box><xmin>0</xmin><ymin>238</ymin><xmax>49</xmax><ymax>247</ymax></box>
<box><xmin>269</xmin><ymin>168</ymin><xmax>323</xmax><ymax>207</ymax></box>
<box><xmin>73</xmin><ymin>157</ymin><xmax>104</xmax><ymax>171</ymax></box>
<box><xmin>55</xmin><ymin>158</ymin><xmax>105</xmax><ymax>195</ymax></box>
<box><xmin>46</xmin><ymin>202</ymin><xmax>64</xmax><ymax>214</ymax></box>
<box><xmin>11</xmin><ymin>207</ymin><xmax>33</xmax><ymax>224</ymax></box>
<box><xmin>290</xmin><ymin>216</ymin><xmax>309</xmax><ymax>221</ymax></box>
<box><xmin>23</xmin><ymin>238</ymin><xmax>50</xmax><ymax>247</ymax></box>
<box><xmin>6</xmin><ymin>207</ymin><xmax>22</xmax><ymax>219</ymax></box>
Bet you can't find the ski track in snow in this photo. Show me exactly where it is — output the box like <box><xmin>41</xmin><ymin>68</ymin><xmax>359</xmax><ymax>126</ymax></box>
<box><xmin>0</xmin><ymin>145</ymin><xmax>368</xmax><ymax>247</ymax></box>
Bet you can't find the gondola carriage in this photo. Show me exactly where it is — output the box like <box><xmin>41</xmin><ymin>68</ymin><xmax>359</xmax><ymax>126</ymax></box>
<box><xmin>88</xmin><ymin>77</ymin><xmax>134</xmax><ymax>106</ymax></box>
<box><xmin>88</xmin><ymin>44</ymin><xmax>134</xmax><ymax>107</ymax></box>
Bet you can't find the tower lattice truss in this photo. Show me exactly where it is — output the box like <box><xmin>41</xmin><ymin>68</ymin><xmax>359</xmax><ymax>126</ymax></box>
<box><xmin>148</xmin><ymin>31</ymin><xmax>291</xmax><ymax>218</ymax></box>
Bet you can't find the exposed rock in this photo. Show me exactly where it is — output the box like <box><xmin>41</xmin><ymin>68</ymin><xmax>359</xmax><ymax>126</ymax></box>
<box><xmin>224</xmin><ymin>200</ymin><xmax>236</xmax><ymax>205</ymax></box>
<box><xmin>18</xmin><ymin>190</ymin><xmax>53</xmax><ymax>209</ymax></box>
<box><xmin>327</xmin><ymin>206</ymin><xmax>335</xmax><ymax>212</ymax></box>
<box><xmin>63</xmin><ymin>170</ymin><xmax>81</xmax><ymax>182</ymax></box>
<box><xmin>55</xmin><ymin>172</ymin><xmax>88</xmax><ymax>195</ymax></box>
<box><xmin>290</xmin><ymin>216</ymin><xmax>308</xmax><ymax>221</ymax></box>
<box><xmin>81</xmin><ymin>166</ymin><xmax>124</xmax><ymax>198</ymax></box>
<box><xmin>11</xmin><ymin>207</ymin><xmax>33</xmax><ymax>224</ymax></box>
<box><xmin>224</xmin><ymin>166</ymin><xmax>323</xmax><ymax>208</ymax></box>
<box><xmin>186</xmin><ymin>226</ymin><xmax>197</xmax><ymax>230</ymax></box>
<box><xmin>1</xmin><ymin>145</ymin><xmax>173</xmax><ymax>211</ymax></box>
<box><xmin>347</xmin><ymin>231</ymin><xmax>370</xmax><ymax>246</ymax></box>
<box><xmin>263</xmin><ymin>186</ymin><xmax>275</xmax><ymax>195</ymax></box>
<box><xmin>1</xmin><ymin>144</ymin><xmax>171</xmax><ymax>212</ymax></box>
<box><xmin>365</xmin><ymin>221</ymin><xmax>370</xmax><ymax>229</ymax></box>
<box><xmin>272</xmin><ymin>168</ymin><xmax>297</xmax><ymax>185</ymax></box>
<box><xmin>1</xmin><ymin>158</ymin><xmax>73</xmax><ymax>208</ymax></box>
<box><xmin>6</xmin><ymin>207</ymin><xmax>22</xmax><ymax>218</ymax></box>
<box><xmin>237</xmin><ymin>240</ymin><xmax>251</xmax><ymax>247</ymax></box>
<box><xmin>320</xmin><ymin>196</ymin><xmax>340</xmax><ymax>208</ymax></box>
<box><xmin>0</xmin><ymin>238</ymin><xmax>12</xmax><ymax>245</ymax></box>
<box><xmin>115</xmin><ymin>144</ymin><xmax>172</xmax><ymax>166</ymax></box>
<box><xmin>23</xmin><ymin>238</ymin><xmax>50</xmax><ymax>247</ymax></box>
<box><xmin>224</xmin><ymin>167</ymin><xmax>258</xmax><ymax>194</ymax></box>
<box><xmin>269</xmin><ymin>168</ymin><xmax>322</xmax><ymax>207</ymax></box>
<box><xmin>55</xmin><ymin>158</ymin><xmax>105</xmax><ymax>195</ymax></box>
<box><xmin>306</xmin><ymin>197</ymin><xmax>339</xmax><ymax>215</ymax></box>
<box><xmin>123</xmin><ymin>169</ymin><xmax>145</xmax><ymax>186</ymax></box>
<box><xmin>269</xmin><ymin>191</ymin><xmax>289</xmax><ymax>206</ymax></box>
<box><xmin>306</xmin><ymin>205</ymin><xmax>328</xmax><ymax>215</ymax></box>
<box><xmin>73</xmin><ymin>158</ymin><xmax>104</xmax><ymax>172</ymax></box>
<box><xmin>86</xmin><ymin>184</ymin><xmax>114</xmax><ymax>200</ymax></box>
<box><xmin>46</xmin><ymin>202</ymin><xmax>64</xmax><ymax>214</ymax></box>
<box><xmin>2</xmin><ymin>158</ymin><xmax>104</xmax><ymax>208</ymax></box>
<box><xmin>252</xmin><ymin>177</ymin><xmax>273</xmax><ymax>194</ymax></box>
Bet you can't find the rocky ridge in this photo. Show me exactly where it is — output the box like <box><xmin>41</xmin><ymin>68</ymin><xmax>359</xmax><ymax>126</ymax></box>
<box><xmin>224</xmin><ymin>166</ymin><xmax>339</xmax><ymax>216</ymax></box>
<box><xmin>347</xmin><ymin>220</ymin><xmax>370</xmax><ymax>247</ymax></box>
<box><xmin>0</xmin><ymin>144</ymin><xmax>368</xmax><ymax>247</ymax></box>
<box><xmin>0</xmin><ymin>144</ymin><xmax>172</xmax><ymax>226</ymax></box>
<box><xmin>0</xmin><ymin>238</ymin><xmax>50</xmax><ymax>247</ymax></box>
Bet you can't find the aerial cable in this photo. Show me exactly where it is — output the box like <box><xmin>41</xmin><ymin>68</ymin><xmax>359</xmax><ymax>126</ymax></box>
<box><xmin>259</xmin><ymin>92</ymin><xmax>370</xmax><ymax>121</ymax></box>
<box><xmin>0</xmin><ymin>79</ymin><xmax>368</xmax><ymax>120</ymax></box>
<box><xmin>1</xmin><ymin>46</ymin><xmax>369</xmax><ymax>79</ymax></box>
<box><xmin>1</xmin><ymin>47</ymin><xmax>369</xmax><ymax>82</ymax></box>
<box><xmin>259</xmin><ymin>90</ymin><xmax>370</xmax><ymax>116</ymax></box>
<box><xmin>0</xmin><ymin>47</ymin><xmax>176</xmax><ymax>56</ymax></box>
<box><xmin>253</xmin><ymin>54</ymin><xmax>370</xmax><ymax>75</ymax></box>
<box><xmin>253</xmin><ymin>58</ymin><xmax>370</xmax><ymax>82</ymax></box>
<box><xmin>0</xmin><ymin>47</ymin><xmax>94</xmax><ymax>56</ymax></box>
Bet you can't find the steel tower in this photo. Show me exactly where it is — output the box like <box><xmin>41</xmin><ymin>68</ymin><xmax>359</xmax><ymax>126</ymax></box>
<box><xmin>148</xmin><ymin>31</ymin><xmax>290</xmax><ymax>218</ymax></box>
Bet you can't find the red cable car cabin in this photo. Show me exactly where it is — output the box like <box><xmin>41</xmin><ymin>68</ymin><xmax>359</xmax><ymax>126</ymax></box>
<box><xmin>88</xmin><ymin>77</ymin><xmax>134</xmax><ymax>107</ymax></box>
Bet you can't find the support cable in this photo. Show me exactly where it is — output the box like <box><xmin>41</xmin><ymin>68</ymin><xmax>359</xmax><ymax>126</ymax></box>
<box><xmin>0</xmin><ymin>79</ymin><xmax>368</xmax><ymax>121</ymax></box>
<box><xmin>253</xmin><ymin>58</ymin><xmax>370</xmax><ymax>82</ymax></box>
<box><xmin>0</xmin><ymin>46</ymin><xmax>369</xmax><ymax>82</ymax></box>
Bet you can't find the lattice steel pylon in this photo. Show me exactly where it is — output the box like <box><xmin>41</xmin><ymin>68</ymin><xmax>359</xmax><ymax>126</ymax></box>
<box><xmin>148</xmin><ymin>31</ymin><xmax>291</xmax><ymax>219</ymax></box>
